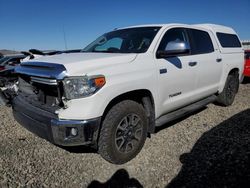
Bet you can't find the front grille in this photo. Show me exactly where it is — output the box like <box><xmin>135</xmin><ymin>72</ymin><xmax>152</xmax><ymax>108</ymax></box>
<box><xmin>18</xmin><ymin>75</ymin><xmax>64</xmax><ymax>112</ymax></box>
<box><xmin>30</xmin><ymin>77</ymin><xmax>58</xmax><ymax>85</ymax></box>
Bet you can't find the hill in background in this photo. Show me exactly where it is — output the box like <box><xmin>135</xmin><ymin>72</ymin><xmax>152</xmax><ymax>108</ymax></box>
<box><xmin>0</xmin><ymin>49</ymin><xmax>21</xmax><ymax>57</ymax></box>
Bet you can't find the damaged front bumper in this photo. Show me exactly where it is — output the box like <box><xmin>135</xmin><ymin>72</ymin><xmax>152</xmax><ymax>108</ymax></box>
<box><xmin>0</xmin><ymin>83</ymin><xmax>18</xmax><ymax>106</ymax></box>
<box><xmin>12</xmin><ymin>96</ymin><xmax>101</xmax><ymax>147</ymax></box>
<box><xmin>0</xmin><ymin>89</ymin><xmax>8</xmax><ymax>106</ymax></box>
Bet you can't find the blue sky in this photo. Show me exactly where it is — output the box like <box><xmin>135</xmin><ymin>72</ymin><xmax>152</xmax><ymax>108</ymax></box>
<box><xmin>0</xmin><ymin>0</ymin><xmax>249</xmax><ymax>51</ymax></box>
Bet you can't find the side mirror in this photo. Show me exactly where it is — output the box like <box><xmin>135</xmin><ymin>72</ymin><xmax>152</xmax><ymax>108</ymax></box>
<box><xmin>157</xmin><ymin>41</ymin><xmax>190</xmax><ymax>58</ymax></box>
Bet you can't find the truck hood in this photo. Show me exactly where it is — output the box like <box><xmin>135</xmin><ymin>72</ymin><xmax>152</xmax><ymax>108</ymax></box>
<box><xmin>29</xmin><ymin>52</ymin><xmax>137</xmax><ymax>75</ymax></box>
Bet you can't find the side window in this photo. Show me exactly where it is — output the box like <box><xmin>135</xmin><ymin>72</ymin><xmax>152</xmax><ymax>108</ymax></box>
<box><xmin>216</xmin><ymin>33</ymin><xmax>242</xmax><ymax>48</ymax></box>
<box><xmin>95</xmin><ymin>37</ymin><xmax>123</xmax><ymax>51</ymax></box>
<box><xmin>245</xmin><ymin>52</ymin><xmax>250</xmax><ymax>60</ymax></box>
<box><xmin>188</xmin><ymin>29</ymin><xmax>214</xmax><ymax>55</ymax></box>
<box><xmin>157</xmin><ymin>28</ymin><xmax>189</xmax><ymax>51</ymax></box>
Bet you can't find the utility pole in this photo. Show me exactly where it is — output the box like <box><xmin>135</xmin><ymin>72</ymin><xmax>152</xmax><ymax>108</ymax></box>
<box><xmin>63</xmin><ymin>25</ymin><xmax>68</xmax><ymax>50</ymax></box>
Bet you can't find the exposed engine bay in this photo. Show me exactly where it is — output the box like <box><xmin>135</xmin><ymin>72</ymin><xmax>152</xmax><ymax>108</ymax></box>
<box><xmin>17</xmin><ymin>76</ymin><xmax>64</xmax><ymax>112</ymax></box>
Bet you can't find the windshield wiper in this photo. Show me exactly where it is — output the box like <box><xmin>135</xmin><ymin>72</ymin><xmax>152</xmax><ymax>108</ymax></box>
<box><xmin>89</xmin><ymin>49</ymin><xmax>120</xmax><ymax>53</ymax></box>
<box><xmin>62</xmin><ymin>49</ymin><xmax>82</xmax><ymax>54</ymax></box>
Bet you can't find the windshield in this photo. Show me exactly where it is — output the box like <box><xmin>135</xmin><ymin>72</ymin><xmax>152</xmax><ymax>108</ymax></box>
<box><xmin>83</xmin><ymin>27</ymin><xmax>161</xmax><ymax>53</ymax></box>
<box><xmin>0</xmin><ymin>56</ymin><xmax>24</xmax><ymax>66</ymax></box>
<box><xmin>0</xmin><ymin>57</ymin><xmax>10</xmax><ymax>65</ymax></box>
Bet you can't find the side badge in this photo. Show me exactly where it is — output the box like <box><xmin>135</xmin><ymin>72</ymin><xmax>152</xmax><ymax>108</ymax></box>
<box><xmin>169</xmin><ymin>92</ymin><xmax>182</xmax><ymax>98</ymax></box>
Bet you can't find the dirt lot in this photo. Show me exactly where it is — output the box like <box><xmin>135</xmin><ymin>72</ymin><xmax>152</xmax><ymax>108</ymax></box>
<box><xmin>0</xmin><ymin>82</ymin><xmax>249</xmax><ymax>188</ymax></box>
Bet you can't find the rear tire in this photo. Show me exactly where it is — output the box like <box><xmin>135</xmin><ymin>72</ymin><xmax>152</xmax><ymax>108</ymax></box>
<box><xmin>98</xmin><ymin>100</ymin><xmax>148</xmax><ymax>164</ymax></box>
<box><xmin>217</xmin><ymin>73</ymin><xmax>239</xmax><ymax>106</ymax></box>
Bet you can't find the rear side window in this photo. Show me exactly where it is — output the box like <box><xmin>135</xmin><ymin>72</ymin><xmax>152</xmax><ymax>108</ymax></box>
<box><xmin>188</xmin><ymin>29</ymin><xmax>214</xmax><ymax>54</ymax></box>
<box><xmin>216</xmin><ymin>33</ymin><xmax>241</xmax><ymax>48</ymax></box>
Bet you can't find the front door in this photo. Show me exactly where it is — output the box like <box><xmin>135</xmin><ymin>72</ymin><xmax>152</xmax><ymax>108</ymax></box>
<box><xmin>155</xmin><ymin>27</ymin><xmax>198</xmax><ymax>116</ymax></box>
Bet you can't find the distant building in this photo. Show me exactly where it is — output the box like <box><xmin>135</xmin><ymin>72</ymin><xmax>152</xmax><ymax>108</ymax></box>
<box><xmin>242</xmin><ymin>40</ymin><xmax>250</xmax><ymax>50</ymax></box>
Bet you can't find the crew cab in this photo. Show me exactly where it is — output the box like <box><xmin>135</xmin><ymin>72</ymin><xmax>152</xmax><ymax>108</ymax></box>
<box><xmin>9</xmin><ymin>24</ymin><xmax>244</xmax><ymax>164</ymax></box>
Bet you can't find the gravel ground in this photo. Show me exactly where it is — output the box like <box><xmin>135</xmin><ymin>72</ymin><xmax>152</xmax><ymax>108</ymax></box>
<box><xmin>0</xmin><ymin>83</ymin><xmax>249</xmax><ymax>188</ymax></box>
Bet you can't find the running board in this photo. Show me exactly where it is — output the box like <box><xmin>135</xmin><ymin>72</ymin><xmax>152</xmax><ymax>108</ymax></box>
<box><xmin>155</xmin><ymin>95</ymin><xmax>217</xmax><ymax>127</ymax></box>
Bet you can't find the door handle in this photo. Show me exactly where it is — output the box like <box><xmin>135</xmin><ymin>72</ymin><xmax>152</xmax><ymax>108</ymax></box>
<box><xmin>159</xmin><ymin>68</ymin><xmax>167</xmax><ymax>74</ymax></box>
<box><xmin>216</xmin><ymin>58</ymin><xmax>222</xmax><ymax>62</ymax></box>
<box><xmin>188</xmin><ymin>62</ymin><xmax>197</xmax><ymax>67</ymax></box>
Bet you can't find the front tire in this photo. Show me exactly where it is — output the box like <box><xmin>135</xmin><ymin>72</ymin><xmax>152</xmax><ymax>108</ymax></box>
<box><xmin>98</xmin><ymin>100</ymin><xmax>148</xmax><ymax>164</ymax></box>
<box><xmin>217</xmin><ymin>73</ymin><xmax>239</xmax><ymax>106</ymax></box>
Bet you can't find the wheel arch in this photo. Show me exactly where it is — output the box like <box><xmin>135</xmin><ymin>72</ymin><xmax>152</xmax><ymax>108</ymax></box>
<box><xmin>219</xmin><ymin>67</ymin><xmax>240</xmax><ymax>93</ymax></box>
<box><xmin>228</xmin><ymin>68</ymin><xmax>239</xmax><ymax>76</ymax></box>
<box><xmin>101</xmin><ymin>89</ymin><xmax>156</xmax><ymax>134</ymax></box>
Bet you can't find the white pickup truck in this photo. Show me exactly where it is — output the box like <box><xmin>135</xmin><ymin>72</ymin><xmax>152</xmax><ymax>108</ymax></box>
<box><xmin>11</xmin><ymin>24</ymin><xmax>244</xmax><ymax>164</ymax></box>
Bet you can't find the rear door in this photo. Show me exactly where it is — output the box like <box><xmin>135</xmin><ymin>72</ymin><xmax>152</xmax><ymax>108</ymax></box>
<box><xmin>187</xmin><ymin>28</ymin><xmax>222</xmax><ymax>97</ymax></box>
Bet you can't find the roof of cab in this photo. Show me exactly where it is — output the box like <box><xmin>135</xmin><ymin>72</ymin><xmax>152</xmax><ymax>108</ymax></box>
<box><xmin>118</xmin><ymin>23</ymin><xmax>187</xmax><ymax>30</ymax></box>
<box><xmin>119</xmin><ymin>23</ymin><xmax>237</xmax><ymax>35</ymax></box>
<box><xmin>193</xmin><ymin>24</ymin><xmax>237</xmax><ymax>34</ymax></box>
